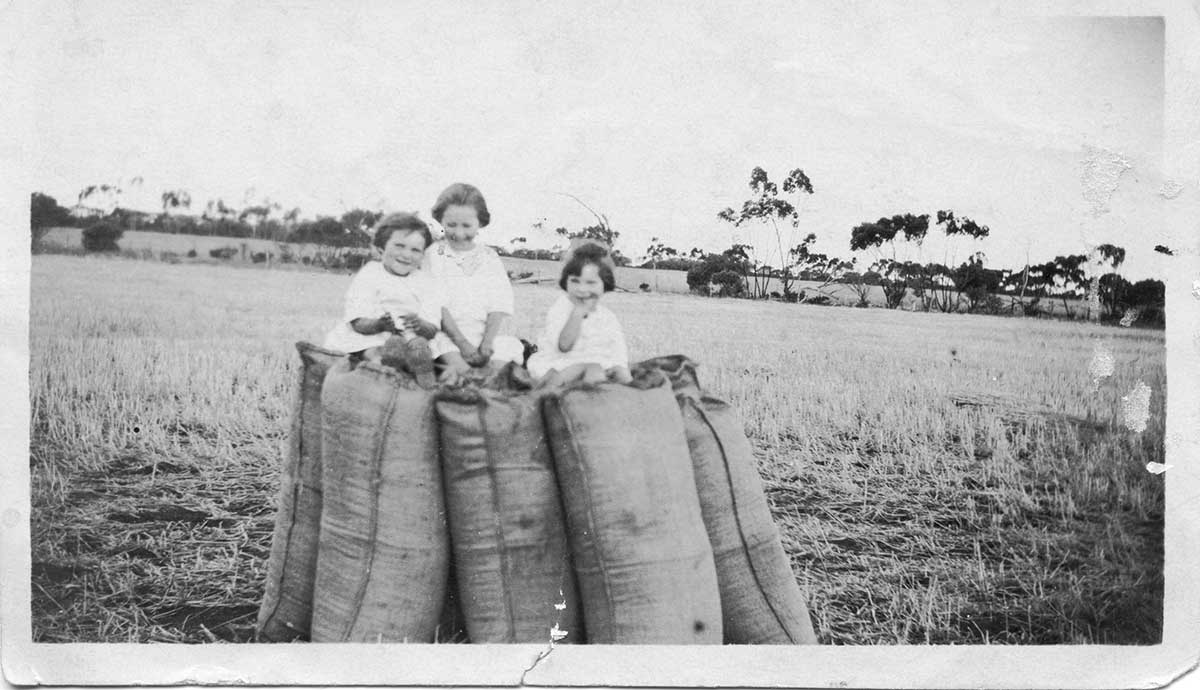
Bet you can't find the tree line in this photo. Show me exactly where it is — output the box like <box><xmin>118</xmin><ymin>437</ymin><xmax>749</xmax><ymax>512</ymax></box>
<box><xmin>32</xmin><ymin>189</ymin><xmax>382</xmax><ymax>250</ymax></box>
<box><xmin>31</xmin><ymin>167</ymin><xmax>1167</xmax><ymax>327</ymax></box>
<box><xmin>664</xmin><ymin>167</ymin><xmax>1165</xmax><ymax>327</ymax></box>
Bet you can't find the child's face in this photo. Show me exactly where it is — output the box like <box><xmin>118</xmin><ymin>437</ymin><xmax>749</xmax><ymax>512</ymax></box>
<box><xmin>566</xmin><ymin>263</ymin><xmax>605</xmax><ymax>305</ymax></box>
<box><xmin>440</xmin><ymin>204</ymin><xmax>481</xmax><ymax>250</ymax></box>
<box><xmin>380</xmin><ymin>229</ymin><xmax>428</xmax><ymax>276</ymax></box>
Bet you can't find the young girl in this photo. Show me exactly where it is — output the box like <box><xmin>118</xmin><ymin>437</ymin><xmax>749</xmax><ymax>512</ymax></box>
<box><xmin>425</xmin><ymin>183</ymin><xmax>525</xmax><ymax>377</ymax></box>
<box><xmin>323</xmin><ymin>212</ymin><xmax>453</xmax><ymax>388</ymax></box>
<box><xmin>526</xmin><ymin>241</ymin><xmax>632</xmax><ymax>385</ymax></box>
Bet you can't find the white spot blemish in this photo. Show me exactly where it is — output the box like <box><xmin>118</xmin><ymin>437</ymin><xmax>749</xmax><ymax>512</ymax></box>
<box><xmin>1079</xmin><ymin>145</ymin><xmax>1133</xmax><ymax>217</ymax></box>
<box><xmin>1158</xmin><ymin>180</ymin><xmax>1184</xmax><ymax>199</ymax></box>
<box><xmin>1087</xmin><ymin>343</ymin><xmax>1115</xmax><ymax>387</ymax></box>
<box><xmin>1119</xmin><ymin>308</ymin><xmax>1139</xmax><ymax>327</ymax></box>
<box><xmin>1121</xmin><ymin>381</ymin><xmax>1152</xmax><ymax>433</ymax></box>
<box><xmin>1146</xmin><ymin>462</ymin><xmax>1172</xmax><ymax>475</ymax></box>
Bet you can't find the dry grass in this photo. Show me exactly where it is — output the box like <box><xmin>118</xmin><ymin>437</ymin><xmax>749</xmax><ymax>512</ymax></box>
<box><xmin>28</xmin><ymin>254</ymin><xmax>1164</xmax><ymax>644</ymax></box>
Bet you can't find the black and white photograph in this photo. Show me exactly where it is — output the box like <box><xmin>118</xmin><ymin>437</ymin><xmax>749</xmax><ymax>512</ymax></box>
<box><xmin>3</xmin><ymin>0</ymin><xmax>1199</xmax><ymax>687</ymax></box>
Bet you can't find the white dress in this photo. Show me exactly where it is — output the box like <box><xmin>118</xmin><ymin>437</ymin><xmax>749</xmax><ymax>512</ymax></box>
<box><xmin>526</xmin><ymin>294</ymin><xmax>630</xmax><ymax>377</ymax></box>
<box><xmin>323</xmin><ymin>261</ymin><xmax>456</xmax><ymax>356</ymax></box>
<box><xmin>424</xmin><ymin>242</ymin><xmax>524</xmax><ymax>363</ymax></box>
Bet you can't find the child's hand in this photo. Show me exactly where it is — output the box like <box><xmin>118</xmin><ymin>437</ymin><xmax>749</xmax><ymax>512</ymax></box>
<box><xmin>375</xmin><ymin>313</ymin><xmax>398</xmax><ymax>334</ymax></box>
<box><xmin>401</xmin><ymin>315</ymin><xmax>438</xmax><ymax>340</ymax></box>
<box><xmin>569</xmin><ymin>295</ymin><xmax>599</xmax><ymax>314</ymax></box>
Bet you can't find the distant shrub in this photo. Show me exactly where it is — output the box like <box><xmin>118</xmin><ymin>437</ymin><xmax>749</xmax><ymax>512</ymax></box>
<box><xmin>251</xmin><ymin>252</ymin><xmax>268</xmax><ymax>264</ymax></box>
<box><xmin>119</xmin><ymin>248</ymin><xmax>154</xmax><ymax>261</ymax></box>
<box><xmin>709</xmin><ymin>270</ymin><xmax>745</xmax><ymax>297</ymax></box>
<box><xmin>160</xmin><ymin>251</ymin><xmax>181</xmax><ymax>264</ymax></box>
<box><xmin>186</xmin><ymin>249</ymin><xmax>197</xmax><ymax>258</ymax></box>
<box><xmin>639</xmin><ymin>283</ymin><xmax>650</xmax><ymax>292</ymax></box>
<box><xmin>209</xmin><ymin>246</ymin><xmax>238</xmax><ymax>260</ymax></box>
<box><xmin>510</xmin><ymin>248</ymin><xmax>561</xmax><ymax>261</ymax></box>
<box><xmin>342</xmin><ymin>251</ymin><xmax>370</xmax><ymax>271</ymax></box>
<box><xmin>686</xmin><ymin>254</ymin><xmax>747</xmax><ymax>296</ymax></box>
<box><xmin>972</xmin><ymin>294</ymin><xmax>1007</xmax><ymax>316</ymax></box>
<box><xmin>275</xmin><ymin>244</ymin><xmax>297</xmax><ymax>264</ymax></box>
<box><xmin>804</xmin><ymin>295</ymin><xmax>833</xmax><ymax>306</ymax></box>
<box><xmin>81</xmin><ymin>222</ymin><xmax>123</xmax><ymax>252</ymax></box>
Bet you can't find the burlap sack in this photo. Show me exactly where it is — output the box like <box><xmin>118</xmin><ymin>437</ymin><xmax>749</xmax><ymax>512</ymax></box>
<box><xmin>633</xmin><ymin>355</ymin><xmax>701</xmax><ymax>398</ymax></box>
<box><xmin>543</xmin><ymin>376</ymin><xmax>722</xmax><ymax>644</ymax></box>
<box><xmin>256</xmin><ymin>342</ymin><xmax>344</xmax><ymax>642</ymax></box>
<box><xmin>310</xmin><ymin>360</ymin><xmax>448</xmax><ymax>642</ymax></box>
<box><xmin>436</xmin><ymin>364</ymin><xmax>582</xmax><ymax>643</ymax></box>
<box><xmin>679</xmin><ymin>394</ymin><xmax>818</xmax><ymax>644</ymax></box>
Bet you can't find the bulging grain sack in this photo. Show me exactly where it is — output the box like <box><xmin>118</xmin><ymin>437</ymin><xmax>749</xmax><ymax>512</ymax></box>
<box><xmin>543</xmin><ymin>376</ymin><xmax>722</xmax><ymax>644</ymax></box>
<box><xmin>436</xmin><ymin>363</ymin><xmax>582</xmax><ymax>643</ymax></box>
<box><xmin>633</xmin><ymin>355</ymin><xmax>701</xmax><ymax>399</ymax></box>
<box><xmin>311</xmin><ymin>360</ymin><xmax>448</xmax><ymax>642</ymax></box>
<box><xmin>678</xmin><ymin>393</ymin><xmax>818</xmax><ymax>644</ymax></box>
<box><xmin>257</xmin><ymin>341</ymin><xmax>344</xmax><ymax>642</ymax></box>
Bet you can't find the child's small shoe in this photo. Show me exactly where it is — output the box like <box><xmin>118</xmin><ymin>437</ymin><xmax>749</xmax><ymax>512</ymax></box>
<box><xmin>378</xmin><ymin>336</ymin><xmax>408</xmax><ymax>372</ymax></box>
<box><xmin>520</xmin><ymin>338</ymin><xmax>538</xmax><ymax>367</ymax></box>
<box><xmin>403</xmin><ymin>337</ymin><xmax>437</xmax><ymax>389</ymax></box>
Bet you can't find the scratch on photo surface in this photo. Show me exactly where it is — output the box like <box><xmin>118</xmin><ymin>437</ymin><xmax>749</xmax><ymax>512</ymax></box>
<box><xmin>520</xmin><ymin>588</ymin><xmax>569</xmax><ymax>684</ymax></box>
<box><xmin>1078</xmin><ymin>144</ymin><xmax>1133</xmax><ymax>217</ymax></box>
<box><xmin>1157</xmin><ymin>179</ymin><xmax>1184</xmax><ymax>199</ymax></box>
<box><xmin>1087</xmin><ymin>342</ymin><xmax>1115</xmax><ymax>389</ymax></box>
<box><xmin>1120</xmin><ymin>380</ymin><xmax>1152</xmax><ymax>434</ymax></box>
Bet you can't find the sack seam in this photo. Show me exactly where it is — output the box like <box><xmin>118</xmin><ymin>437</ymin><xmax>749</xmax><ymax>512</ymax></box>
<box><xmin>690</xmin><ymin>398</ymin><xmax>796</xmax><ymax>643</ymax></box>
<box><xmin>340</xmin><ymin>373</ymin><xmax>398</xmax><ymax>641</ymax></box>
<box><xmin>257</xmin><ymin>345</ymin><xmax>312</xmax><ymax>638</ymax></box>
<box><xmin>477</xmin><ymin>397</ymin><xmax>518</xmax><ymax>641</ymax></box>
<box><xmin>555</xmin><ymin>393</ymin><xmax>617</xmax><ymax>639</ymax></box>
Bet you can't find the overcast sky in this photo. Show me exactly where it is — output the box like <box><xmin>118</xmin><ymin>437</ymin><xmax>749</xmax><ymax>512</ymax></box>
<box><xmin>25</xmin><ymin>1</ymin><xmax>1167</xmax><ymax>278</ymax></box>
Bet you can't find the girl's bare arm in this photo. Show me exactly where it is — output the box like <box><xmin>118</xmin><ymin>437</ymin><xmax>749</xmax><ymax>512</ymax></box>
<box><xmin>557</xmin><ymin>307</ymin><xmax>587</xmax><ymax>352</ymax></box>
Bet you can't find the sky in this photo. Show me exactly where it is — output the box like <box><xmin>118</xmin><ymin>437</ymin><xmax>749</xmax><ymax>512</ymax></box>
<box><xmin>22</xmin><ymin>1</ymin><xmax>1168</xmax><ymax>278</ymax></box>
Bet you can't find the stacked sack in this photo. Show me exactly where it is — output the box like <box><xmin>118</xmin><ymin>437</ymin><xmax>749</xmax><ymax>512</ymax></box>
<box><xmin>256</xmin><ymin>343</ymin><xmax>817</xmax><ymax>644</ymax></box>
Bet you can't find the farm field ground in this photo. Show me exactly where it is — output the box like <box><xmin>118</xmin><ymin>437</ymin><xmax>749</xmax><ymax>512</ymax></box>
<box><xmin>27</xmin><ymin>254</ymin><xmax>1164</xmax><ymax>644</ymax></box>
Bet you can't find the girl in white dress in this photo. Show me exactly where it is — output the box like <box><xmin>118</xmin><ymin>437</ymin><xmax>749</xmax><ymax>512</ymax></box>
<box><xmin>323</xmin><ymin>213</ymin><xmax>453</xmax><ymax>387</ymax></box>
<box><xmin>425</xmin><ymin>183</ymin><xmax>525</xmax><ymax>378</ymax></box>
<box><xmin>526</xmin><ymin>242</ymin><xmax>632</xmax><ymax>385</ymax></box>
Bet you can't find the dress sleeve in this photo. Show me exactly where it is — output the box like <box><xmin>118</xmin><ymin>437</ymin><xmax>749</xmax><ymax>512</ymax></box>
<box><xmin>537</xmin><ymin>295</ymin><xmax>573</xmax><ymax>355</ymax></box>
<box><xmin>341</xmin><ymin>263</ymin><xmax>382</xmax><ymax>322</ymax></box>
<box><xmin>416</xmin><ymin>271</ymin><xmax>444</xmax><ymax>327</ymax></box>
<box><xmin>604</xmin><ymin>307</ymin><xmax>630</xmax><ymax>365</ymax></box>
<box><xmin>484</xmin><ymin>251</ymin><xmax>515</xmax><ymax>315</ymax></box>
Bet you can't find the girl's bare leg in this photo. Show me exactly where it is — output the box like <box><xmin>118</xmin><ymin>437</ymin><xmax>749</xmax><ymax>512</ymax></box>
<box><xmin>581</xmin><ymin>363</ymin><xmax>607</xmax><ymax>384</ymax></box>
<box><xmin>536</xmin><ymin>363</ymin><xmax>588</xmax><ymax>388</ymax></box>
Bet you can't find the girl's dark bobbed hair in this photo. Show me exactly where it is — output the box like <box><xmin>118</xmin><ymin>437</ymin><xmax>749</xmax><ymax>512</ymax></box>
<box><xmin>559</xmin><ymin>240</ymin><xmax>617</xmax><ymax>292</ymax></box>
<box><xmin>431</xmin><ymin>183</ymin><xmax>490</xmax><ymax>227</ymax></box>
<box><xmin>372</xmin><ymin>212</ymin><xmax>433</xmax><ymax>250</ymax></box>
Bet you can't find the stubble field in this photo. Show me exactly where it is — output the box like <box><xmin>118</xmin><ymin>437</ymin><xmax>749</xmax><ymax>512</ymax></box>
<box><xmin>27</xmin><ymin>254</ymin><xmax>1165</xmax><ymax>644</ymax></box>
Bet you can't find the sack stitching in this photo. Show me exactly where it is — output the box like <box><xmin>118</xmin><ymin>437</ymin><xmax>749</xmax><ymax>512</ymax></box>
<box><xmin>341</xmin><ymin>372</ymin><xmax>398</xmax><ymax>641</ymax></box>
<box><xmin>258</xmin><ymin>346</ymin><xmax>315</xmax><ymax>638</ymax></box>
<box><xmin>690</xmin><ymin>397</ymin><xmax>795</xmax><ymax>643</ymax></box>
<box><xmin>477</xmin><ymin>396</ymin><xmax>519</xmax><ymax>641</ymax></box>
<box><xmin>556</xmin><ymin>393</ymin><xmax>617</xmax><ymax>639</ymax></box>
